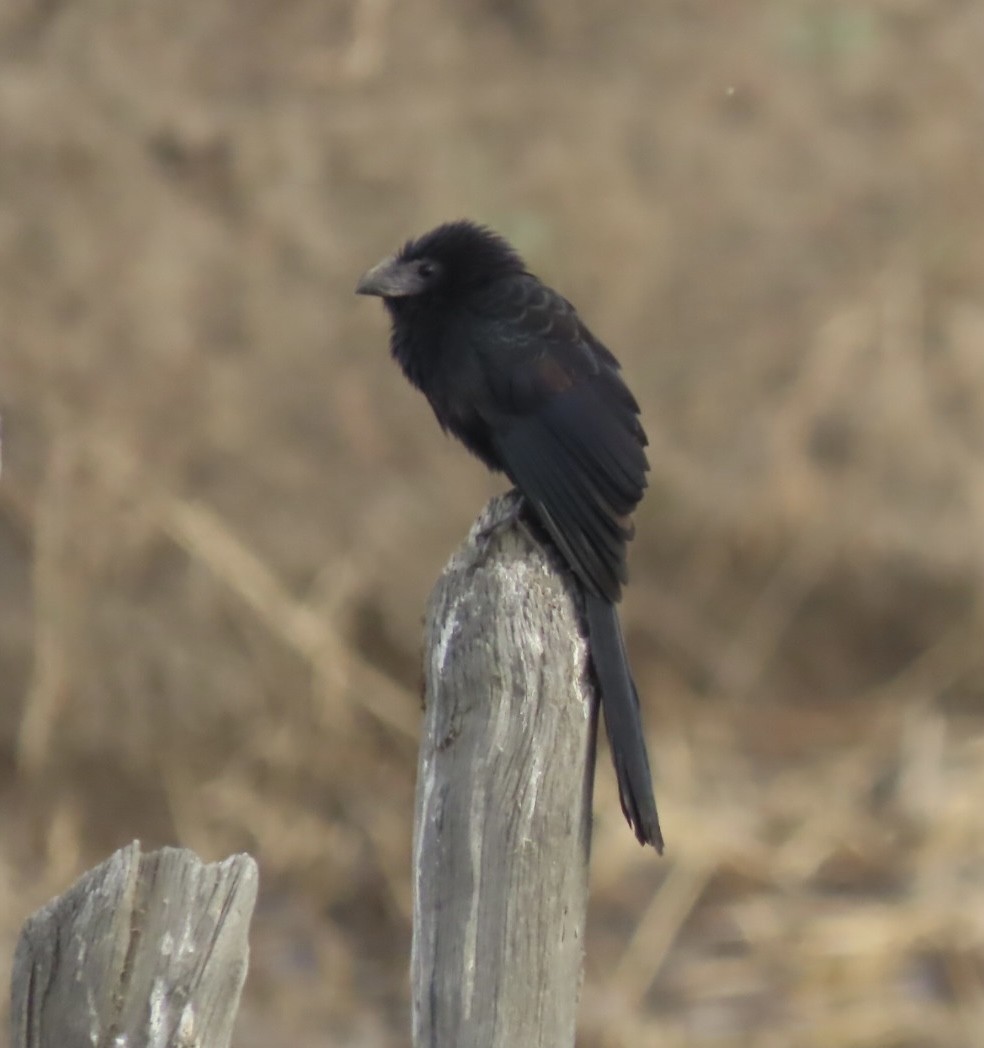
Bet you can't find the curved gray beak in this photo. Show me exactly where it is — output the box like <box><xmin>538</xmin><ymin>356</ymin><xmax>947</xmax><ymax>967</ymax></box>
<box><xmin>356</xmin><ymin>255</ymin><xmax>426</xmax><ymax>298</ymax></box>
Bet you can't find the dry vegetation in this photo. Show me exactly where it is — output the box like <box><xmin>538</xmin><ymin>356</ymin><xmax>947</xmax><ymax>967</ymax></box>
<box><xmin>2</xmin><ymin>1</ymin><xmax>984</xmax><ymax>1045</ymax></box>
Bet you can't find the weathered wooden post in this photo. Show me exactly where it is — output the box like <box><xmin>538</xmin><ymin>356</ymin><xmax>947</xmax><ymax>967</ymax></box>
<box><xmin>412</xmin><ymin>493</ymin><xmax>596</xmax><ymax>1048</ymax></box>
<box><xmin>10</xmin><ymin>841</ymin><xmax>257</xmax><ymax>1048</ymax></box>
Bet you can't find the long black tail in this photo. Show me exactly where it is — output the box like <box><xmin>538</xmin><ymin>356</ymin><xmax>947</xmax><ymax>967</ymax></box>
<box><xmin>584</xmin><ymin>591</ymin><xmax>663</xmax><ymax>851</ymax></box>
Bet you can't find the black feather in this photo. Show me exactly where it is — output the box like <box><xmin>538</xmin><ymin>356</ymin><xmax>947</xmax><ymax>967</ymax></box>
<box><xmin>358</xmin><ymin>220</ymin><xmax>663</xmax><ymax>850</ymax></box>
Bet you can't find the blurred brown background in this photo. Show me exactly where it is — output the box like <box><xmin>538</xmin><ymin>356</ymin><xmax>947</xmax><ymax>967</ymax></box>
<box><xmin>2</xmin><ymin>1</ymin><xmax>984</xmax><ymax>1045</ymax></box>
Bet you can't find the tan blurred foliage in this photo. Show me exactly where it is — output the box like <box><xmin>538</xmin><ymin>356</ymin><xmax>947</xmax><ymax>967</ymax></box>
<box><xmin>1</xmin><ymin>1</ymin><xmax>984</xmax><ymax>1045</ymax></box>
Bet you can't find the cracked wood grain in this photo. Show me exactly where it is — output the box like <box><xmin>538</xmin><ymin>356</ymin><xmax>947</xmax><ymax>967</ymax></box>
<box><xmin>412</xmin><ymin>492</ymin><xmax>595</xmax><ymax>1048</ymax></box>
<box><xmin>10</xmin><ymin>842</ymin><xmax>257</xmax><ymax>1048</ymax></box>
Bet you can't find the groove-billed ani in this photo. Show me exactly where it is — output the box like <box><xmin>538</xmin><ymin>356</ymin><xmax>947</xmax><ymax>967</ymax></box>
<box><xmin>357</xmin><ymin>220</ymin><xmax>663</xmax><ymax>851</ymax></box>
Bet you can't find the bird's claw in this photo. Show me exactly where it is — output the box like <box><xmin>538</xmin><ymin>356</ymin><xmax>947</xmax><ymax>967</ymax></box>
<box><xmin>475</xmin><ymin>491</ymin><xmax>534</xmax><ymax>547</ymax></box>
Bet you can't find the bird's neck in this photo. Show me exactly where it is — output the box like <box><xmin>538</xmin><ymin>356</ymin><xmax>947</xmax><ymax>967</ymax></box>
<box><xmin>387</xmin><ymin>299</ymin><xmax>447</xmax><ymax>393</ymax></box>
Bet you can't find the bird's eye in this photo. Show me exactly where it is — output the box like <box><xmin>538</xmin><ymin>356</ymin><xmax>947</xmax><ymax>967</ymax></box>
<box><xmin>417</xmin><ymin>260</ymin><xmax>437</xmax><ymax>279</ymax></box>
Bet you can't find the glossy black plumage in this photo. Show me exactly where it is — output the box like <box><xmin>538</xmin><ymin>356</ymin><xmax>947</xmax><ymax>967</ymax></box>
<box><xmin>357</xmin><ymin>220</ymin><xmax>662</xmax><ymax>850</ymax></box>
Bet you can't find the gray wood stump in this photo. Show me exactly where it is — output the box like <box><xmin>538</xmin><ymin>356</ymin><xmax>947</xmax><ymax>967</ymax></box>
<box><xmin>412</xmin><ymin>493</ymin><xmax>595</xmax><ymax>1048</ymax></box>
<box><xmin>10</xmin><ymin>841</ymin><xmax>258</xmax><ymax>1048</ymax></box>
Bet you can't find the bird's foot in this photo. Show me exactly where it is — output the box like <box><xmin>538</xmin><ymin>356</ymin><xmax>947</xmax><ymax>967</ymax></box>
<box><xmin>475</xmin><ymin>490</ymin><xmax>535</xmax><ymax>547</ymax></box>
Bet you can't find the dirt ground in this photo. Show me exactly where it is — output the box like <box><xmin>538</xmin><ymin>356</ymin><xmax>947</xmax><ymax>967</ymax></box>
<box><xmin>2</xmin><ymin>2</ymin><xmax>984</xmax><ymax>1045</ymax></box>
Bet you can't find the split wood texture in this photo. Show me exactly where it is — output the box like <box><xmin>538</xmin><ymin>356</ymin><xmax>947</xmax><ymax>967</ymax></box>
<box><xmin>10</xmin><ymin>841</ymin><xmax>258</xmax><ymax>1048</ymax></box>
<box><xmin>413</xmin><ymin>493</ymin><xmax>596</xmax><ymax>1048</ymax></box>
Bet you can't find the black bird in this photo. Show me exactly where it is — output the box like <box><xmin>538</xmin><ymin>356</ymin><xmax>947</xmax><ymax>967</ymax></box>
<box><xmin>357</xmin><ymin>220</ymin><xmax>662</xmax><ymax>851</ymax></box>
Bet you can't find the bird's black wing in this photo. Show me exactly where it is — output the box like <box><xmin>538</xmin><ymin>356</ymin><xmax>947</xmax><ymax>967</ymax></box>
<box><xmin>468</xmin><ymin>274</ymin><xmax>663</xmax><ymax>849</ymax></box>
<box><xmin>469</xmin><ymin>275</ymin><xmax>649</xmax><ymax>603</ymax></box>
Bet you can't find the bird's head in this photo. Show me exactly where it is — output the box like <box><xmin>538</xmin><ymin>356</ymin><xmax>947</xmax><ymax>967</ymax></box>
<box><xmin>356</xmin><ymin>220</ymin><xmax>526</xmax><ymax>303</ymax></box>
